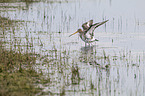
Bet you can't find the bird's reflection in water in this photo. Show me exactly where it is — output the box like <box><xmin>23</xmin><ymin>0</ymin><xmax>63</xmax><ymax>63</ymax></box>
<box><xmin>80</xmin><ymin>45</ymin><xmax>97</xmax><ymax>53</ymax></box>
<box><xmin>80</xmin><ymin>45</ymin><xmax>97</xmax><ymax>63</ymax></box>
<box><xmin>80</xmin><ymin>45</ymin><xmax>110</xmax><ymax>71</ymax></box>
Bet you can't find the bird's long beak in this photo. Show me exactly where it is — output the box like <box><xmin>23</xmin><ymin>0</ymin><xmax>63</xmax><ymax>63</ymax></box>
<box><xmin>69</xmin><ymin>31</ymin><xmax>78</xmax><ymax>37</ymax></box>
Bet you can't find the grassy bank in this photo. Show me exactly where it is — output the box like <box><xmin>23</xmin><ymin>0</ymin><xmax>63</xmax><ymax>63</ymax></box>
<box><xmin>0</xmin><ymin>43</ymin><xmax>44</xmax><ymax>96</ymax></box>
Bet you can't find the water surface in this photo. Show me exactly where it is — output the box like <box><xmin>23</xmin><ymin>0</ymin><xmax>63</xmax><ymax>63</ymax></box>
<box><xmin>0</xmin><ymin>0</ymin><xmax>145</xmax><ymax>95</ymax></box>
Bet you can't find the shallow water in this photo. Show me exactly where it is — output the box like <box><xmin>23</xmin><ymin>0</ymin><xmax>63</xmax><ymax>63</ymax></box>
<box><xmin>0</xmin><ymin>0</ymin><xmax>145</xmax><ymax>95</ymax></box>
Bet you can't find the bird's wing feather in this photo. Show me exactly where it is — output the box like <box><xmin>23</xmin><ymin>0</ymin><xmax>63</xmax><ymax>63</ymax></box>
<box><xmin>92</xmin><ymin>20</ymin><xmax>108</xmax><ymax>31</ymax></box>
<box><xmin>82</xmin><ymin>20</ymin><xmax>93</xmax><ymax>31</ymax></box>
<box><xmin>85</xmin><ymin>20</ymin><xmax>109</xmax><ymax>38</ymax></box>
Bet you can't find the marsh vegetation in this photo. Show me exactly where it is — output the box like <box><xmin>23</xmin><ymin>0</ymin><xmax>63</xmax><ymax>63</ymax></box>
<box><xmin>0</xmin><ymin>0</ymin><xmax>145</xmax><ymax>96</ymax></box>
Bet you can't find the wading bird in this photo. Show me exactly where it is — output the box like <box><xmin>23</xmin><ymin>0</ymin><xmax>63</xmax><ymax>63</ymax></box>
<box><xmin>69</xmin><ymin>20</ymin><xmax>108</xmax><ymax>46</ymax></box>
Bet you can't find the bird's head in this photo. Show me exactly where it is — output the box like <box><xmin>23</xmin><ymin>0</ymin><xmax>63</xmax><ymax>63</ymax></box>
<box><xmin>69</xmin><ymin>29</ymin><xmax>83</xmax><ymax>37</ymax></box>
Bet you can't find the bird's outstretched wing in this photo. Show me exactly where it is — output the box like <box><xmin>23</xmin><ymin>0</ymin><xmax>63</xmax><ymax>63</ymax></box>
<box><xmin>85</xmin><ymin>20</ymin><xmax>109</xmax><ymax>38</ymax></box>
<box><xmin>91</xmin><ymin>20</ymin><xmax>108</xmax><ymax>31</ymax></box>
<box><xmin>82</xmin><ymin>20</ymin><xmax>93</xmax><ymax>31</ymax></box>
